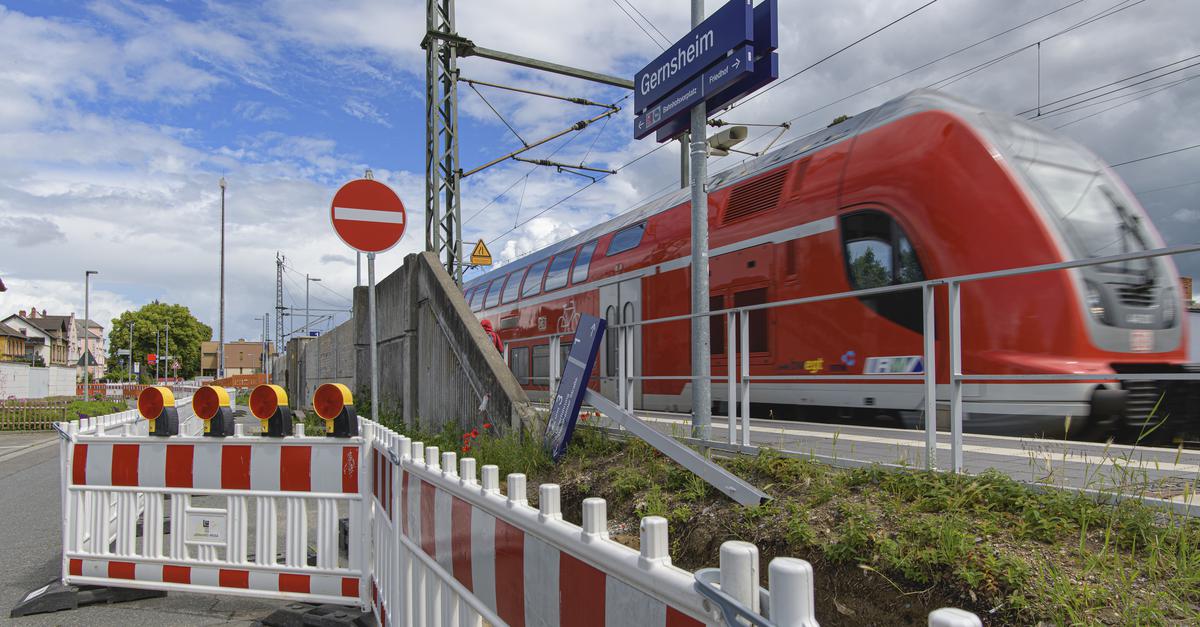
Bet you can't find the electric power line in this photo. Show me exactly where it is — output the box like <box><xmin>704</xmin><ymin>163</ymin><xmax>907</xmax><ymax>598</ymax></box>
<box><xmin>618</xmin><ymin>0</ymin><xmax>671</xmax><ymax>47</ymax></box>
<box><xmin>609</xmin><ymin>0</ymin><xmax>667</xmax><ymax>50</ymax></box>
<box><xmin>1052</xmin><ymin>74</ymin><xmax>1200</xmax><ymax>129</ymax></box>
<box><xmin>1110</xmin><ymin>143</ymin><xmax>1200</xmax><ymax>167</ymax></box>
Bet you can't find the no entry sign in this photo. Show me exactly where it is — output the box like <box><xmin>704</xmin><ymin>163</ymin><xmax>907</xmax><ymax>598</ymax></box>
<box><xmin>330</xmin><ymin>179</ymin><xmax>407</xmax><ymax>253</ymax></box>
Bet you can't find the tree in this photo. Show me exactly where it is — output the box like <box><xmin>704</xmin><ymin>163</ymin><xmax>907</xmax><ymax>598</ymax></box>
<box><xmin>828</xmin><ymin>114</ymin><xmax>851</xmax><ymax>127</ymax></box>
<box><xmin>105</xmin><ymin>302</ymin><xmax>212</xmax><ymax>381</ymax></box>
<box><xmin>850</xmin><ymin>247</ymin><xmax>891</xmax><ymax>289</ymax></box>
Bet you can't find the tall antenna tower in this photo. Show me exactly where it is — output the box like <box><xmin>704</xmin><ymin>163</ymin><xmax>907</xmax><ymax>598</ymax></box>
<box><xmin>275</xmin><ymin>252</ymin><xmax>285</xmax><ymax>352</ymax></box>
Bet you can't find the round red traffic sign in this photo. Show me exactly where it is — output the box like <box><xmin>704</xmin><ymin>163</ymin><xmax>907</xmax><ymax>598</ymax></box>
<box><xmin>330</xmin><ymin>179</ymin><xmax>406</xmax><ymax>253</ymax></box>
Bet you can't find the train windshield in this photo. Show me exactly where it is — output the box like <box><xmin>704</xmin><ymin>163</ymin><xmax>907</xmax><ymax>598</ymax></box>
<box><xmin>986</xmin><ymin>114</ymin><xmax>1151</xmax><ymax>274</ymax></box>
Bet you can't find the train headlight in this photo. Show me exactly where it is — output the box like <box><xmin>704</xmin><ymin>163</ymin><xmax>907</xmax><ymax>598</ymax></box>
<box><xmin>1163</xmin><ymin>287</ymin><xmax>1177</xmax><ymax>326</ymax></box>
<box><xmin>1086</xmin><ymin>283</ymin><xmax>1106</xmax><ymax>322</ymax></box>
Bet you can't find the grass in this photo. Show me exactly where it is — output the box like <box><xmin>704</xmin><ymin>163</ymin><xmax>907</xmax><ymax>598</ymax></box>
<box><xmin>370</xmin><ymin>405</ymin><xmax>1200</xmax><ymax>624</ymax></box>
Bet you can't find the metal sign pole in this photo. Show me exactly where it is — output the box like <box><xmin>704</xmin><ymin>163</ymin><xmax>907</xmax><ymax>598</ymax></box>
<box><xmin>690</xmin><ymin>0</ymin><xmax>712</xmax><ymax>440</ymax></box>
<box><xmin>368</xmin><ymin>252</ymin><xmax>379</xmax><ymax>422</ymax></box>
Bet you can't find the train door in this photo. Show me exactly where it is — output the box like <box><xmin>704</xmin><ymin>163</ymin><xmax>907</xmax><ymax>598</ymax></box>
<box><xmin>599</xmin><ymin>278</ymin><xmax>642</xmax><ymax>408</ymax></box>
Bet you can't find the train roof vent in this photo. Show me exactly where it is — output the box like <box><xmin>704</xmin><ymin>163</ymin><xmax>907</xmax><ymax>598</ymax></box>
<box><xmin>723</xmin><ymin>168</ymin><xmax>788</xmax><ymax>224</ymax></box>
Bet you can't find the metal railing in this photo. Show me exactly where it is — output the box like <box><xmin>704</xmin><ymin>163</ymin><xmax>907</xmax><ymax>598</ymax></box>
<box><xmin>504</xmin><ymin>242</ymin><xmax>1200</xmax><ymax>473</ymax></box>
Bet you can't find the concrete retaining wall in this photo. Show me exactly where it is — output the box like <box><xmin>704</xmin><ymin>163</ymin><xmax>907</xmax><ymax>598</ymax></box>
<box><xmin>0</xmin><ymin>364</ymin><xmax>78</xmax><ymax>398</ymax></box>
<box><xmin>277</xmin><ymin>320</ymin><xmax>356</xmax><ymax>411</ymax></box>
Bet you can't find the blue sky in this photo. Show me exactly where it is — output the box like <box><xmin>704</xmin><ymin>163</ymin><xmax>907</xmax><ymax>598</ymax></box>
<box><xmin>0</xmin><ymin>0</ymin><xmax>1197</xmax><ymax>347</ymax></box>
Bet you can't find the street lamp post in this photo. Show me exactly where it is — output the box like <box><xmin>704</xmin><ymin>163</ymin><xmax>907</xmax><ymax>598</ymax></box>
<box><xmin>155</xmin><ymin>331</ymin><xmax>160</xmax><ymax>382</ymax></box>
<box><xmin>127</xmin><ymin>322</ymin><xmax>135</xmax><ymax>384</ymax></box>
<box><xmin>305</xmin><ymin>275</ymin><xmax>321</xmax><ymax>336</ymax></box>
<box><xmin>164</xmin><ymin>322</ymin><xmax>170</xmax><ymax>383</ymax></box>
<box><xmin>83</xmin><ymin>270</ymin><xmax>98</xmax><ymax>397</ymax></box>
<box><xmin>218</xmin><ymin>177</ymin><xmax>226</xmax><ymax>379</ymax></box>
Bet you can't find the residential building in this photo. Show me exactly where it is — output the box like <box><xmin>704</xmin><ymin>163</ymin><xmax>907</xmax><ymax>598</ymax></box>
<box><xmin>200</xmin><ymin>340</ymin><xmax>277</xmax><ymax>377</ymax></box>
<box><xmin>74</xmin><ymin>318</ymin><xmax>106</xmax><ymax>379</ymax></box>
<box><xmin>0</xmin><ymin>323</ymin><xmax>25</xmax><ymax>362</ymax></box>
<box><xmin>0</xmin><ymin>312</ymin><xmax>57</xmax><ymax>365</ymax></box>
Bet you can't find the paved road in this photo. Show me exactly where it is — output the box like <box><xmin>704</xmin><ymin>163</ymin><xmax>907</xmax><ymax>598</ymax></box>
<box><xmin>0</xmin><ymin>426</ymin><xmax>285</xmax><ymax>625</ymax></box>
<box><xmin>595</xmin><ymin>410</ymin><xmax>1200</xmax><ymax>504</ymax></box>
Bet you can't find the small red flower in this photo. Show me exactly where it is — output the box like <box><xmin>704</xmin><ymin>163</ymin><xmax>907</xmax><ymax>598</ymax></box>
<box><xmin>482</xmin><ymin>422</ymin><xmax>492</xmax><ymax>429</ymax></box>
<box><xmin>461</xmin><ymin>445</ymin><xmax>470</xmax><ymax>453</ymax></box>
<box><xmin>470</xmin><ymin>429</ymin><xmax>479</xmax><ymax>438</ymax></box>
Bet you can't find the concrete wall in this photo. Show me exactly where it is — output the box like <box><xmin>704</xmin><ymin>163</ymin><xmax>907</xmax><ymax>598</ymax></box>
<box><xmin>0</xmin><ymin>363</ymin><xmax>30</xmax><ymax>399</ymax></box>
<box><xmin>270</xmin><ymin>251</ymin><xmax>536</xmax><ymax>434</ymax></box>
<box><xmin>0</xmin><ymin>364</ymin><xmax>77</xmax><ymax>398</ymax></box>
<box><xmin>352</xmin><ymin>251</ymin><xmax>537</xmax><ymax>434</ymax></box>
<box><xmin>1189</xmin><ymin>310</ymin><xmax>1200</xmax><ymax>362</ymax></box>
<box><xmin>48</xmin><ymin>366</ymin><xmax>75</xmax><ymax>396</ymax></box>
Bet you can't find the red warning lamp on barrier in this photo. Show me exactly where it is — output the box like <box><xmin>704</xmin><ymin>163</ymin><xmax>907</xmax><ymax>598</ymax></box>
<box><xmin>138</xmin><ymin>386</ymin><xmax>178</xmax><ymax>436</ymax></box>
<box><xmin>313</xmin><ymin>383</ymin><xmax>358</xmax><ymax>438</ymax></box>
<box><xmin>192</xmin><ymin>385</ymin><xmax>234</xmax><ymax>437</ymax></box>
<box><xmin>250</xmin><ymin>384</ymin><xmax>293</xmax><ymax>437</ymax></box>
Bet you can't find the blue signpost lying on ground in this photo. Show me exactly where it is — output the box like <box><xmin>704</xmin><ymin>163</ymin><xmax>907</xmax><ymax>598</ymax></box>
<box><xmin>543</xmin><ymin>314</ymin><xmax>769</xmax><ymax>506</ymax></box>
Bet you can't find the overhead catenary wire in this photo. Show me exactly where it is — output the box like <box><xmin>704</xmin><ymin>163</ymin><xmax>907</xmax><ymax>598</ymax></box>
<box><xmin>1052</xmin><ymin>74</ymin><xmax>1200</xmax><ymax>129</ymax></box>
<box><xmin>618</xmin><ymin>0</ymin><xmax>671</xmax><ymax>47</ymax></box>
<box><xmin>1110</xmin><ymin>143</ymin><xmax>1200</xmax><ymax>167</ymax></box>
<box><xmin>609</xmin><ymin>0</ymin><xmax>667</xmax><ymax>50</ymax></box>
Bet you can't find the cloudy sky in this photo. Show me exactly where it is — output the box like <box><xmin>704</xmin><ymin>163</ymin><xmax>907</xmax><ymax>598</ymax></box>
<box><xmin>0</xmin><ymin>0</ymin><xmax>1197</xmax><ymax>348</ymax></box>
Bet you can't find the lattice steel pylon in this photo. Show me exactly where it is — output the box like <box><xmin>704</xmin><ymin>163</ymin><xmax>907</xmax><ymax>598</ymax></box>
<box><xmin>424</xmin><ymin>0</ymin><xmax>464</xmax><ymax>284</ymax></box>
<box><xmin>275</xmin><ymin>252</ymin><xmax>285</xmax><ymax>353</ymax></box>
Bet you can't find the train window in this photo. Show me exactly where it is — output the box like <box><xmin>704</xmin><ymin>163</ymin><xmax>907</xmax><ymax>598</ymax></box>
<box><xmin>733</xmin><ymin>288</ymin><xmax>769</xmax><ymax>353</ymax></box>
<box><xmin>467</xmin><ymin>288</ymin><xmax>481</xmax><ymax>311</ymax></box>
<box><xmin>840</xmin><ymin>210</ymin><xmax>926</xmax><ymax>332</ymax></box>
<box><xmin>510</xmin><ymin>346</ymin><xmax>530</xmax><ymax>384</ymax></box>
<box><xmin>543</xmin><ymin>249</ymin><xmax>575</xmax><ymax>292</ymax></box>
<box><xmin>559</xmin><ymin>341</ymin><xmax>571</xmax><ymax>376</ymax></box>
<box><xmin>522</xmin><ymin>259</ymin><xmax>550</xmax><ymax>298</ymax></box>
<box><xmin>532</xmin><ymin>345</ymin><xmax>549</xmax><ymax>383</ymax></box>
<box><xmin>606</xmin><ymin>223</ymin><xmax>646</xmax><ymax>257</ymax></box>
<box><xmin>485</xmin><ymin>278</ymin><xmax>504</xmax><ymax>309</ymax></box>
<box><xmin>572</xmin><ymin>240</ymin><xmax>599</xmax><ymax>284</ymax></box>
<box><xmin>710</xmin><ymin>296</ymin><xmax>725</xmax><ymax>355</ymax></box>
<box><xmin>501</xmin><ymin>268</ymin><xmax>525</xmax><ymax>304</ymax></box>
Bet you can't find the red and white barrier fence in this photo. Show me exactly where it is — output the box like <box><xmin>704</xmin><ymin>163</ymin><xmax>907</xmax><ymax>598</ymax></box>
<box><xmin>46</xmin><ymin>396</ymin><xmax>982</xmax><ymax>626</ymax></box>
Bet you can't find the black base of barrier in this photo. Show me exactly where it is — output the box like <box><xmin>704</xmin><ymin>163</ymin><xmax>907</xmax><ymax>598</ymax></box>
<box><xmin>258</xmin><ymin>602</ymin><xmax>375</xmax><ymax>626</ymax></box>
<box><xmin>9</xmin><ymin>580</ymin><xmax>166</xmax><ymax>617</ymax></box>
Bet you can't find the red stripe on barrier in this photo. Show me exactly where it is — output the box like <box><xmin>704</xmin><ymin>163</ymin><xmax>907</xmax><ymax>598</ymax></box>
<box><xmin>69</xmin><ymin>558</ymin><xmax>82</xmax><ymax>576</ymax></box>
<box><xmin>341</xmin><ymin>577</ymin><xmax>358</xmax><ymax>598</ymax></box>
<box><xmin>221</xmin><ymin>445</ymin><xmax>252</xmax><ymax>490</ymax></box>
<box><xmin>666</xmin><ymin>606</ymin><xmax>705</xmax><ymax>627</ymax></box>
<box><xmin>342</xmin><ymin>446</ymin><xmax>358</xmax><ymax>494</ymax></box>
<box><xmin>401</xmin><ymin>470</ymin><xmax>410</xmax><ymax>537</ymax></box>
<box><xmin>494</xmin><ymin>519</ymin><xmax>526</xmax><ymax>627</ymax></box>
<box><xmin>450</xmin><ymin>496</ymin><xmax>473</xmax><ymax>592</ymax></box>
<box><xmin>385</xmin><ymin>458</ymin><xmax>392</xmax><ymax>519</ymax></box>
<box><xmin>420</xmin><ymin>480</ymin><xmax>436</xmax><ymax>558</ymax></box>
<box><xmin>279</xmin><ymin>573</ymin><xmax>310</xmax><ymax>593</ymax></box>
<box><xmin>165</xmin><ymin>444</ymin><xmax>193</xmax><ymax>488</ymax></box>
<box><xmin>72</xmin><ymin>444</ymin><xmax>88</xmax><ymax>485</ymax></box>
<box><xmin>110</xmin><ymin>444</ymin><xmax>139</xmax><ymax>486</ymax></box>
<box><xmin>163</xmin><ymin>564</ymin><xmax>190</xmax><ymax>584</ymax></box>
<box><xmin>108</xmin><ymin>561</ymin><xmax>136</xmax><ymax>580</ymax></box>
<box><xmin>559</xmin><ymin>553</ymin><xmax>605</xmax><ymax>627</ymax></box>
<box><xmin>380</xmin><ymin>606</ymin><xmax>388</xmax><ymax>627</ymax></box>
<box><xmin>219</xmin><ymin>569</ymin><xmax>250</xmax><ymax>588</ymax></box>
<box><xmin>281</xmin><ymin>446</ymin><xmax>312</xmax><ymax>492</ymax></box>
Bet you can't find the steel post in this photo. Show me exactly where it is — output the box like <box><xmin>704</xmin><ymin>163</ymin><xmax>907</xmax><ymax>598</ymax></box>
<box><xmin>369</xmin><ymin>252</ymin><xmax>379</xmax><ymax>422</ymax></box>
<box><xmin>727</xmin><ymin>311</ymin><xmax>736</xmax><ymax>445</ymax></box>
<box><xmin>949</xmin><ymin>281</ymin><xmax>964</xmax><ymax>473</ymax></box>
<box><xmin>739</xmin><ymin>311</ymin><xmax>750</xmax><ymax>447</ymax></box>
<box><xmin>218</xmin><ymin>178</ymin><xmax>226</xmax><ymax>379</ymax></box>
<box><xmin>689</xmin><ymin>0</ymin><xmax>711</xmax><ymax>440</ymax></box>
<box><xmin>922</xmin><ymin>283</ymin><xmax>938</xmax><ymax>470</ymax></box>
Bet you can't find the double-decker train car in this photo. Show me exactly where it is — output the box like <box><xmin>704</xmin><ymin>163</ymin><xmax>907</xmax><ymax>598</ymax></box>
<box><xmin>462</xmin><ymin>89</ymin><xmax>1195</xmax><ymax>439</ymax></box>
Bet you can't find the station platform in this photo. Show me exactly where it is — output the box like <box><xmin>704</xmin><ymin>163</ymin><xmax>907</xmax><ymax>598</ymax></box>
<box><xmin>585</xmin><ymin>408</ymin><xmax>1200</xmax><ymax>512</ymax></box>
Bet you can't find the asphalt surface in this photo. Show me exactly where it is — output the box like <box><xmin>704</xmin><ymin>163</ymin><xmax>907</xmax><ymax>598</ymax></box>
<box><xmin>0</xmin><ymin>427</ymin><xmax>286</xmax><ymax>626</ymax></box>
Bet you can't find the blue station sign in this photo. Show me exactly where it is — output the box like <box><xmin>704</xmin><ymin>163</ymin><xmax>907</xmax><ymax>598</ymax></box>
<box><xmin>632</xmin><ymin>0</ymin><xmax>779</xmax><ymax>143</ymax></box>
<box><xmin>634</xmin><ymin>0</ymin><xmax>753</xmax><ymax>114</ymax></box>
<box><xmin>635</xmin><ymin>44</ymin><xmax>755</xmax><ymax>139</ymax></box>
<box><xmin>543</xmin><ymin>314</ymin><xmax>606</xmax><ymax>461</ymax></box>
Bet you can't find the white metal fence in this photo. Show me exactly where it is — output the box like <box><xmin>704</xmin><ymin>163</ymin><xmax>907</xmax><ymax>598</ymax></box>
<box><xmin>510</xmin><ymin>243</ymin><xmax>1200</xmax><ymax>474</ymax></box>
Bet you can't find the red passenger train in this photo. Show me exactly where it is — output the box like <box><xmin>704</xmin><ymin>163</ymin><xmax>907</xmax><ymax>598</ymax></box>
<box><xmin>463</xmin><ymin>90</ymin><xmax>1195</xmax><ymax>439</ymax></box>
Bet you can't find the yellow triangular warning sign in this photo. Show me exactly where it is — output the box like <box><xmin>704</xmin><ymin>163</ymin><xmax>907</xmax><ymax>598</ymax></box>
<box><xmin>470</xmin><ymin>239</ymin><xmax>492</xmax><ymax>266</ymax></box>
